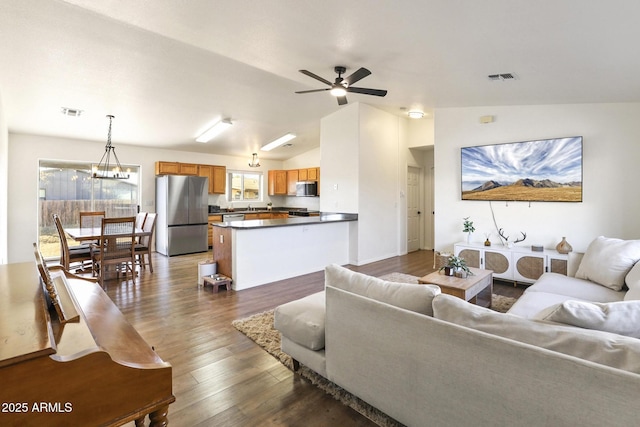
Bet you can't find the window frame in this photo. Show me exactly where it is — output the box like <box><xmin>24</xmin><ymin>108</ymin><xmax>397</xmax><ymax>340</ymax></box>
<box><xmin>227</xmin><ymin>170</ymin><xmax>263</xmax><ymax>202</ymax></box>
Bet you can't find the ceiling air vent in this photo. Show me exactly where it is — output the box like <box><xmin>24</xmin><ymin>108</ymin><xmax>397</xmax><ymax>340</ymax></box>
<box><xmin>61</xmin><ymin>107</ymin><xmax>83</xmax><ymax>117</ymax></box>
<box><xmin>488</xmin><ymin>73</ymin><xmax>517</xmax><ymax>81</ymax></box>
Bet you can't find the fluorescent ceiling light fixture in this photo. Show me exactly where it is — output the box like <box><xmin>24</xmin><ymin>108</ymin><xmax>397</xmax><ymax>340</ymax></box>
<box><xmin>261</xmin><ymin>133</ymin><xmax>296</xmax><ymax>151</ymax></box>
<box><xmin>407</xmin><ymin>110</ymin><xmax>424</xmax><ymax>119</ymax></box>
<box><xmin>196</xmin><ymin>118</ymin><xmax>232</xmax><ymax>143</ymax></box>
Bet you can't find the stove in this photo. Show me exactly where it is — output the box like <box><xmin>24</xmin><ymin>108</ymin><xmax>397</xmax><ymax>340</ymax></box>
<box><xmin>288</xmin><ymin>210</ymin><xmax>311</xmax><ymax>217</ymax></box>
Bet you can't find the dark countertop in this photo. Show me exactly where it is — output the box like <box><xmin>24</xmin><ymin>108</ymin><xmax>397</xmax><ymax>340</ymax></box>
<box><xmin>208</xmin><ymin>207</ymin><xmax>317</xmax><ymax>216</ymax></box>
<box><xmin>212</xmin><ymin>212</ymin><xmax>357</xmax><ymax>229</ymax></box>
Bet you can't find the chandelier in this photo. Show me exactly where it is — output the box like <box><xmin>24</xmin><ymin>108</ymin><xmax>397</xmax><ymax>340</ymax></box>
<box><xmin>248</xmin><ymin>153</ymin><xmax>261</xmax><ymax>168</ymax></box>
<box><xmin>92</xmin><ymin>115</ymin><xmax>130</xmax><ymax>179</ymax></box>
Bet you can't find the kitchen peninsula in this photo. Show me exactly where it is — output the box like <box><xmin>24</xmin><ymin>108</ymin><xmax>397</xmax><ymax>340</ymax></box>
<box><xmin>212</xmin><ymin>213</ymin><xmax>357</xmax><ymax>290</ymax></box>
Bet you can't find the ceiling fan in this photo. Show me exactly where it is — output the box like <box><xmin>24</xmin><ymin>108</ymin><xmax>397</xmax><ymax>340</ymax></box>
<box><xmin>295</xmin><ymin>66</ymin><xmax>387</xmax><ymax>105</ymax></box>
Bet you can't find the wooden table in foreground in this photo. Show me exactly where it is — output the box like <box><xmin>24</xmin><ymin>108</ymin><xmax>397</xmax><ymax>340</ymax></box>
<box><xmin>0</xmin><ymin>262</ymin><xmax>174</xmax><ymax>426</ymax></box>
<box><xmin>418</xmin><ymin>267</ymin><xmax>493</xmax><ymax>308</ymax></box>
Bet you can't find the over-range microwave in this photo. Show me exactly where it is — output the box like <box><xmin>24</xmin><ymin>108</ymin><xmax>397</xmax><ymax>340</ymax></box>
<box><xmin>296</xmin><ymin>181</ymin><xmax>318</xmax><ymax>197</ymax></box>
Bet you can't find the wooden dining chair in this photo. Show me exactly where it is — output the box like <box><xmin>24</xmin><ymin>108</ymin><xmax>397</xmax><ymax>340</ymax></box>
<box><xmin>90</xmin><ymin>216</ymin><xmax>136</xmax><ymax>287</ymax></box>
<box><xmin>135</xmin><ymin>212</ymin><xmax>148</xmax><ymax>243</ymax></box>
<box><xmin>79</xmin><ymin>211</ymin><xmax>105</xmax><ymax>229</ymax></box>
<box><xmin>135</xmin><ymin>213</ymin><xmax>156</xmax><ymax>272</ymax></box>
<box><xmin>53</xmin><ymin>213</ymin><xmax>92</xmax><ymax>272</ymax></box>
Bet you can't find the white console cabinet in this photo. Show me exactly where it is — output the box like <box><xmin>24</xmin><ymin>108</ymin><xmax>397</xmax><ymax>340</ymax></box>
<box><xmin>454</xmin><ymin>242</ymin><xmax>568</xmax><ymax>285</ymax></box>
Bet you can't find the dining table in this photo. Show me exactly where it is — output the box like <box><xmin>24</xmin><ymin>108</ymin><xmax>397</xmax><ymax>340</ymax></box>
<box><xmin>65</xmin><ymin>227</ymin><xmax>149</xmax><ymax>242</ymax></box>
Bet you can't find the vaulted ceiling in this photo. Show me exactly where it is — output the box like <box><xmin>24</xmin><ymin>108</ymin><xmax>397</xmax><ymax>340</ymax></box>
<box><xmin>1</xmin><ymin>0</ymin><xmax>639</xmax><ymax>160</ymax></box>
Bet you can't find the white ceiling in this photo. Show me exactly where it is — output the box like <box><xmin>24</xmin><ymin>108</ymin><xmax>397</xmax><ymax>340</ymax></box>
<box><xmin>1</xmin><ymin>0</ymin><xmax>640</xmax><ymax>160</ymax></box>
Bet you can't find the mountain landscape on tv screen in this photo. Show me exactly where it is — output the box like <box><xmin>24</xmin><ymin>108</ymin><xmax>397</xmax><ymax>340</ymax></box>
<box><xmin>461</xmin><ymin>136</ymin><xmax>583</xmax><ymax>202</ymax></box>
<box><xmin>463</xmin><ymin>178</ymin><xmax>582</xmax><ymax>201</ymax></box>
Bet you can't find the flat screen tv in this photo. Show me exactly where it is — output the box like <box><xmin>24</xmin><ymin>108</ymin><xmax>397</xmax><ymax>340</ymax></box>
<box><xmin>461</xmin><ymin>136</ymin><xmax>583</xmax><ymax>202</ymax></box>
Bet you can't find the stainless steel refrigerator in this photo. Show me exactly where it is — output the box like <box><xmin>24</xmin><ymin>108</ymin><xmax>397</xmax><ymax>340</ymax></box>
<box><xmin>156</xmin><ymin>175</ymin><xmax>209</xmax><ymax>256</ymax></box>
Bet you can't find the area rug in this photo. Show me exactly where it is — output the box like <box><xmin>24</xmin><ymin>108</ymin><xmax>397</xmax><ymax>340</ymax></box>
<box><xmin>232</xmin><ymin>272</ymin><xmax>518</xmax><ymax>426</ymax></box>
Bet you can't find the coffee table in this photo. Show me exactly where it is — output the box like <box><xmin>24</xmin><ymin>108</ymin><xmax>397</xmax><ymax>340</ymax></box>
<box><xmin>418</xmin><ymin>267</ymin><xmax>493</xmax><ymax>308</ymax></box>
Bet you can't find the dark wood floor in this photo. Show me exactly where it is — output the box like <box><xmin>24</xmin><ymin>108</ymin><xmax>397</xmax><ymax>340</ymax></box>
<box><xmin>106</xmin><ymin>250</ymin><xmax>523</xmax><ymax>426</ymax></box>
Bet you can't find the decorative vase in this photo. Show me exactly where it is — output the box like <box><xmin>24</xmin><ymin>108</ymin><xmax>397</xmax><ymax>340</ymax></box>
<box><xmin>484</xmin><ymin>238</ymin><xmax>491</xmax><ymax>247</ymax></box>
<box><xmin>556</xmin><ymin>237</ymin><xmax>573</xmax><ymax>254</ymax></box>
<box><xmin>466</xmin><ymin>232</ymin><xmax>471</xmax><ymax>244</ymax></box>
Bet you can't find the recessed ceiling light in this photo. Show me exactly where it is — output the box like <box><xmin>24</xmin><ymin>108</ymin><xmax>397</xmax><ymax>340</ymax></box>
<box><xmin>261</xmin><ymin>133</ymin><xmax>296</xmax><ymax>151</ymax></box>
<box><xmin>61</xmin><ymin>107</ymin><xmax>83</xmax><ymax>117</ymax></box>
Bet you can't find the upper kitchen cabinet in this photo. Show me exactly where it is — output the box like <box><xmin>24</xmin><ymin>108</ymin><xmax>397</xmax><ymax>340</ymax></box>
<box><xmin>212</xmin><ymin>166</ymin><xmax>226</xmax><ymax>194</ymax></box>
<box><xmin>155</xmin><ymin>161</ymin><xmax>198</xmax><ymax>176</ymax></box>
<box><xmin>298</xmin><ymin>167</ymin><xmax>319</xmax><ymax>181</ymax></box>
<box><xmin>156</xmin><ymin>162</ymin><xmax>225</xmax><ymax>194</ymax></box>
<box><xmin>287</xmin><ymin>170</ymin><xmax>299</xmax><ymax>196</ymax></box>
<box><xmin>198</xmin><ymin>165</ymin><xmax>227</xmax><ymax>194</ymax></box>
<box><xmin>268</xmin><ymin>170</ymin><xmax>287</xmax><ymax>195</ymax></box>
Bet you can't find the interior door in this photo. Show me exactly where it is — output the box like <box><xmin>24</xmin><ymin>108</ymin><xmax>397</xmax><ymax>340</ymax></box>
<box><xmin>407</xmin><ymin>166</ymin><xmax>421</xmax><ymax>252</ymax></box>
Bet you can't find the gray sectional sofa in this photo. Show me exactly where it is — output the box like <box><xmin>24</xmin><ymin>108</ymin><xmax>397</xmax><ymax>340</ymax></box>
<box><xmin>274</xmin><ymin>237</ymin><xmax>640</xmax><ymax>426</ymax></box>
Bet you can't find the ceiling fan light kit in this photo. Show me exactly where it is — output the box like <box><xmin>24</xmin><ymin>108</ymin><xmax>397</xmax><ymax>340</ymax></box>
<box><xmin>196</xmin><ymin>118</ymin><xmax>232</xmax><ymax>143</ymax></box>
<box><xmin>296</xmin><ymin>65</ymin><xmax>387</xmax><ymax>105</ymax></box>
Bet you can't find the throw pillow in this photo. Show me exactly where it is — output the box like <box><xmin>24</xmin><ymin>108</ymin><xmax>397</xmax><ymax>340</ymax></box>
<box><xmin>536</xmin><ymin>300</ymin><xmax>640</xmax><ymax>338</ymax></box>
<box><xmin>432</xmin><ymin>293</ymin><xmax>640</xmax><ymax>374</ymax></box>
<box><xmin>324</xmin><ymin>264</ymin><xmax>440</xmax><ymax>316</ymax></box>
<box><xmin>574</xmin><ymin>236</ymin><xmax>640</xmax><ymax>291</ymax></box>
<box><xmin>624</xmin><ymin>261</ymin><xmax>640</xmax><ymax>301</ymax></box>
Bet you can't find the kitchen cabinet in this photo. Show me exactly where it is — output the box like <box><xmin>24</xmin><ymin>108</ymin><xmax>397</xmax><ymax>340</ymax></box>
<box><xmin>244</xmin><ymin>213</ymin><xmax>271</xmax><ymax>220</ymax></box>
<box><xmin>454</xmin><ymin>242</ymin><xmax>568</xmax><ymax>285</ymax></box>
<box><xmin>268</xmin><ymin>170</ymin><xmax>287</xmax><ymax>195</ymax></box>
<box><xmin>271</xmin><ymin>212</ymin><xmax>290</xmax><ymax>219</ymax></box>
<box><xmin>198</xmin><ymin>165</ymin><xmax>226</xmax><ymax>194</ymax></box>
<box><xmin>298</xmin><ymin>167</ymin><xmax>319</xmax><ymax>181</ymax></box>
<box><xmin>155</xmin><ymin>161</ymin><xmax>199</xmax><ymax>176</ymax></box>
<box><xmin>287</xmin><ymin>170</ymin><xmax>299</xmax><ymax>195</ymax></box>
<box><xmin>212</xmin><ymin>166</ymin><xmax>226</xmax><ymax>194</ymax></box>
<box><xmin>208</xmin><ymin>215</ymin><xmax>223</xmax><ymax>247</ymax></box>
<box><xmin>269</xmin><ymin>167</ymin><xmax>320</xmax><ymax>196</ymax></box>
<box><xmin>307</xmin><ymin>167</ymin><xmax>319</xmax><ymax>181</ymax></box>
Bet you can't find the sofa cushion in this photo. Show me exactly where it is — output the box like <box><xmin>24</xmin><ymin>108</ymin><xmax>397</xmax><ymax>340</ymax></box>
<box><xmin>624</xmin><ymin>262</ymin><xmax>640</xmax><ymax>301</ymax></box>
<box><xmin>274</xmin><ymin>291</ymin><xmax>326</xmax><ymax>351</ymax></box>
<box><xmin>507</xmin><ymin>291</ymin><xmax>594</xmax><ymax>319</ymax></box>
<box><xmin>433</xmin><ymin>293</ymin><xmax>640</xmax><ymax>373</ymax></box>
<box><xmin>524</xmin><ymin>272</ymin><xmax>625</xmax><ymax>302</ymax></box>
<box><xmin>536</xmin><ymin>300</ymin><xmax>640</xmax><ymax>338</ymax></box>
<box><xmin>325</xmin><ymin>264</ymin><xmax>440</xmax><ymax>316</ymax></box>
<box><xmin>574</xmin><ymin>236</ymin><xmax>640</xmax><ymax>291</ymax></box>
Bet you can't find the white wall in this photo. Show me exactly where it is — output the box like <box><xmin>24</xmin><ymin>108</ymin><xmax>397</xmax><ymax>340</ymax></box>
<box><xmin>320</xmin><ymin>104</ymin><xmax>360</xmax><ymax>214</ymax></box>
<box><xmin>0</xmin><ymin>92</ymin><xmax>7</xmax><ymax>264</ymax></box>
<box><xmin>320</xmin><ymin>103</ymin><xmax>415</xmax><ymax>265</ymax></box>
<box><xmin>434</xmin><ymin>103</ymin><xmax>640</xmax><ymax>254</ymax></box>
<box><xmin>7</xmin><ymin>132</ymin><xmax>286</xmax><ymax>263</ymax></box>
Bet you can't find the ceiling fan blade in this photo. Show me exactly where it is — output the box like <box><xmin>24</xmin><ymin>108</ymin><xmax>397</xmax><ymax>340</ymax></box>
<box><xmin>343</xmin><ymin>67</ymin><xmax>371</xmax><ymax>85</ymax></box>
<box><xmin>337</xmin><ymin>95</ymin><xmax>348</xmax><ymax>106</ymax></box>
<box><xmin>299</xmin><ymin>69</ymin><xmax>333</xmax><ymax>86</ymax></box>
<box><xmin>347</xmin><ymin>86</ymin><xmax>388</xmax><ymax>97</ymax></box>
<box><xmin>295</xmin><ymin>88</ymin><xmax>331</xmax><ymax>94</ymax></box>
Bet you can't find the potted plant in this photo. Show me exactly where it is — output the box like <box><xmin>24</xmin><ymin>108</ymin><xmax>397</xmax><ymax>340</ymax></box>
<box><xmin>440</xmin><ymin>255</ymin><xmax>473</xmax><ymax>278</ymax></box>
<box><xmin>463</xmin><ymin>217</ymin><xmax>475</xmax><ymax>243</ymax></box>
